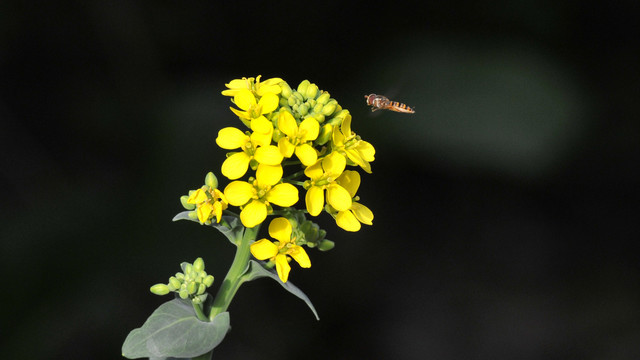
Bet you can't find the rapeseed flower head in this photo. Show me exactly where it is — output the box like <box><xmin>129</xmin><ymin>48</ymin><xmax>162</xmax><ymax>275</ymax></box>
<box><xmin>304</xmin><ymin>151</ymin><xmax>352</xmax><ymax>217</ymax></box>
<box><xmin>187</xmin><ymin>187</ymin><xmax>229</xmax><ymax>225</ymax></box>
<box><xmin>332</xmin><ymin>170</ymin><xmax>373</xmax><ymax>232</ymax></box>
<box><xmin>229</xmin><ymin>89</ymin><xmax>279</xmax><ymax>129</ymax></box>
<box><xmin>250</xmin><ymin>217</ymin><xmax>311</xmax><ymax>283</ymax></box>
<box><xmin>222</xmin><ymin>75</ymin><xmax>283</xmax><ymax>97</ymax></box>
<box><xmin>331</xmin><ymin>113</ymin><xmax>375</xmax><ymax>173</ymax></box>
<box><xmin>216</xmin><ymin>123</ymin><xmax>283</xmax><ymax>180</ymax></box>
<box><xmin>223</xmin><ymin>164</ymin><xmax>298</xmax><ymax>228</ymax></box>
<box><xmin>277</xmin><ymin>111</ymin><xmax>320</xmax><ymax>166</ymax></box>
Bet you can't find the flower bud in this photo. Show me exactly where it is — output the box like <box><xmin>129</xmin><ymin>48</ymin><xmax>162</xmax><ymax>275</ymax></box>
<box><xmin>305</xmin><ymin>84</ymin><xmax>319</xmax><ymax>100</ymax></box>
<box><xmin>193</xmin><ymin>257</ymin><xmax>205</xmax><ymax>272</ymax></box>
<box><xmin>150</xmin><ymin>283</ymin><xmax>170</xmax><ymax>296</ymax></box>
<box><xmin>180</xmin><ymin>195</ymin><xmax>196</xmax><ymax>210</ymax></box>
<box><xmin>197</xmin><ymin>283</ymin><xmax>207</xmax><ymax>295</ymax></box>
<box><xmin>316</xmin><ymin>92</ymin><xmax>331</xmax><ymax>105</ymax></box>
<box><xmin>306</xmin><ymin>98</ymin><xmax>316</xmax><ymax>108</ymax></box>
<box><xmin>280</xmin><ymin>82</ymin><xmax>293</xmax><ymax>99</ymax></box>
<box><xmin>297</xmin><ymin>80</ymin><xmax>310</xmax><ymax>95</ymax></box>
<box><xmin>312</xmin><ymin>103</ymin><xmax>324</xmax><ymax>114</ymax></box>
<box><xmin>315</xmin><ymin>124</ymin><xmax>332</xmax><ymax>145</ymax></box>
<box><xmin>298</xmin><ymin>104</ymin><xmax>309</xmax><ymax>116</ymax></box>
<box><xmin>205</xmin><ymin>172</ymin><xmax>218</xmax><ymax>189</ymax></box>
<box><xmin>287</xmin><ymin>96</ymin><xmax>297</xmax><ymax>107</ymax></box>
<box><xmin>321</xmin><ymin>103</ymin><xmax>336</xmax><ymax>116</ymax></box>
<box><xmin>293</xmin><ymin>91</ymin><xmax>305</xmax><ymax>102</ymax></box>
<box><xmin>179</xmin><ymin>289</ymin><xmax>189</xmax><ymax>299</ymax></box>
<box><xmin>169</xmin><ymin>276</ymin><xmax>182</xmax><ymax>290</ymax></box>
<box><xmin>204</xmin><ymin>274</ymin><xmax>214</xmax><ymax>287</ymax></box>
<box><xmin>318</xmin><ymin>239</ymin><xmax>335</xmax><ymax>251</ymax></box>
<box><xmin>186</xmin><ymin>281</ymin><xmax>197</xmax><ymax>295</ymax></box>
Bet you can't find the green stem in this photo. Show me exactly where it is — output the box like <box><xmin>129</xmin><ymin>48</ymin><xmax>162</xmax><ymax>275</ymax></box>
<box><xmin>208</xmin><ymin>224</ymin><xmax>261</xmax><ymax>321</ymax></box>
<box><xmin>284</xmin><ymin>169</ymin><xmax>306</xmax><ymax>181</ymax></box>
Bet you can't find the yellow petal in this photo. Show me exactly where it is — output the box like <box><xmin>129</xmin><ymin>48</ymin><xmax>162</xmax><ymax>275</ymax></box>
<box><xmin>336</xmin><ymin>170</ymin><xmax>360</xmax><ymax>197</ymax></box>
<box><xmin>258</xmin><ymin>92</ymin><xmax>279</xmax><ymax>114</ymax></box>
<box><xmin>305</xmin><ymin>186</ymin><xmax>324</xmax><ymax>216</ymax></box>
<box><xmin>289</xmin><ymin>246</ymin><xmax>311</xmax><ymax>268</ymax></box>
<box><xmin>278</xmin><ymin>111</ymin><xmax>298</xmax><ymax>138</ymax></box>
<box><xmin>225</xmin><ymin>78</ymin><xmax>250</xmax><ymax>90</ymax></box>
<box><xmin>275</xmin><ymin>254</ymin><xmax>291</xmax><ymax>283</ymax></box>
<box><xmin>278</xmin><ymin>137</ymin><xmax>296</xmax><ymax>158</ymax></box>
<box><xmin>341</xmin><ymin>113</ymin><xmax>353</xmax><ymax>138</ymax></box>
<box><xmin>250</xmin><ymin>239</ymin><xmax>278</xmax><ymax>260</ymax></box>
<box><xmin>294</xmin><ymin>143</ymin><xmax>318</xmax><ymax>167</ymax></box>
<box><xmin>256</xmin><ymin>83</ymin><xmax>282</xmax><ymax>96</ymax></box>
<box><xmin>298</xmin><ymin>117</ymin><xmax>319</xmax><ymax>142</ymax></box>
<box><xmin>266</xmin><ymin>183</ymin><xmax>299</xmax><ymax>207</ymax></box>
<box><xmin>357</xmin><ymin>141</ymin><xmax>376</xmax><ymax>162</ymax></box>
<box><xmin>187</xmin><ymin>188</ymin><xmax>208</xmax><ymax>204</ymax></box>
<box><xmin>268</xmin><ymin>217</ymin><xmax>292</xmax><ymax>243</ymax></box>
<box><xmin>345</xmin><ymin>149</ymin><xmax>371</xmax><ymax>174</ymax></box>
<box><xmin>196</xmin><ymin>202</ymin><xmax>214</xmax><ymax>223</ymax></box>
<box><xmin>352</xmin><ymin>202</ymin><xmax>373</xmax><ymax>225</ymax></box>
<box><xmin>223</xmin><ymin>181</ymin><xmax>254</xmax><ymax>206</ymax></box>
<box><xmin>230</xmin><ymin>106</ymin><xmax>251</xmax><ymax>120</ymax></box>
<box><xmin>322</xmin><ymin>152</ymin><xmax>346</xmax><ymax>177</ymax></box>
<box><xmin>256</xmin><ymin>164</ymin><xmax>283</xmax><ymax>187</ymax></box>
<box><xmin>213</xmin><ymin>201</ymin><xmax>224</xmax><ymax>223</ymax></box>
<box><xmin>336</xmin><ymin>210</ymin><xmax>361</xmax><ymax>232</ymax></box>
<box><xmin>221</xmin><ymin>152</ymin><xmax>251</xmax><ymax>180</ymax></box>
<box><xmin>332</xmin><ymin>123</ymin><xmax>345</xmax><ymax>146</ymax></box>
<box><xmin>250</xmin><ymin>116</ymin><xmax>273</xmax><ymax>135</ymax></box>
<box><xmin>240</xmin><ymin>200</ymin><xmax>267</xmax><ymax>228</ymax></box>
<box><xmin>234</xmin><ymin>89</ymin><xmax>256</xmax><ymax>111</ymax></box>
<box><xmin>216</xmin><ymin>127</ymin><xmax>248</xmax><ymax>150</ymax></box>
<box><xmin>254</xmin><ymin>145</ymin><xmax>284</xmax><ymax>165</ymax></box>
<box><xmin>259</xmin><ymin>77</ymin><xmax>283</xmax><ymax>87</ymax></box>
<box><xmin>303</xmin><ymin>159</ymin><xmax>323</xmax><ymax>180</ymax></box>
<box><xmin>326</xmin><ymin>184</ymin><xmax>352</xmax><ymax>211</ymax></box>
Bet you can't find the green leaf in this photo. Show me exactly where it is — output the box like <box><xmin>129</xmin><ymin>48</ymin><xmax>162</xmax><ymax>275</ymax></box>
<box><xmin>241</xmin><ymin>260</ymin><xmax>319</xmax><ymax>320</ymax></box>
<box><xmin>172</xmin><ymin>213</ymin><xmax>244</xmax><ymax>245</ymax></box>
<box><xmin>122</xmin><ymin>298</ymin><xmax>230</xmax><ymax>359</ymax></box>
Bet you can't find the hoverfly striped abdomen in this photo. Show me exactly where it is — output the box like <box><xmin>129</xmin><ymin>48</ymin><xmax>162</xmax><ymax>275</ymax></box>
<box><xmin>364</xmin><ymin>93</ymin><xmax>415</xmax><ymax>114</ymax></box>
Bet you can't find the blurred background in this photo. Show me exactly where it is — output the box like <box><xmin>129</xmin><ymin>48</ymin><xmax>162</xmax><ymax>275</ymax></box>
<box><xmin>1</xmin><ymin>1</ymin><xmax>639</xmax><ymax>359</ymax></box>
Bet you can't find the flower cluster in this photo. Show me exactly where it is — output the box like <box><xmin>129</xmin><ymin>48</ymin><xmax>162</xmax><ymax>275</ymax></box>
<box><xmin>180</xmin><ymin>76</ymin><xmax>375</xmax><ymax>282</ymax></box>
<box><xmin>150</xmin><ymin>257</ymin><xmax>214</xmax><ymax>305</ymax></box>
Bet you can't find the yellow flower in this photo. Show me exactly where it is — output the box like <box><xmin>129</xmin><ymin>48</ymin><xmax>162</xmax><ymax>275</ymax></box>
<box><xmin>221</xmin><ymin>75</ymin><xmax>283</xmax><ymax>97</ymax></box>
<box><xmin>332</xmin><ymin>113</ymin><xmax>375</xmax><ymax>173</ymax></box>
<box><xmin>250</xmin><ymin>217</ymin><xmax>311</xmax><ymax>283</ymax></box>
<box><xmin>304</xmin><ymin>151</ymin><xmax>352</xmax><ymax>216</ymax></box>
<box><xmin>216</xmin><ymin>124</ymin><xmax>283</xmax><ymax>180</ymax></box>
<box><xmin>187</xmin><ymin>188</ymin><xmax>229</xmax><ymax>224</ymax></box>
<box><xmin>223</xmin><ymin>164</ymin><xmax>298</xmax><ymax>228</ymax></box>
<box><xmin>333</xmin><ymin>170</ymin><xmax>373</xmax><ymax>232</ymax></box>
<box><xmin>277</xmin><ymin>111</ymin><xmax>320</xmax><ymax>166</ymax></box>
<box><xmin>229</xmin><ymin>89</ymin><xmax>279</xmax><ymax>129</ymax></box>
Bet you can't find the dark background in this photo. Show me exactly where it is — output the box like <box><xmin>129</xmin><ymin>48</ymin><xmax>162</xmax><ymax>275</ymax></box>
<box><xmin>2</xmin><ymin>1</ymin><xmax>639</xmax><ymax>359</ymax></box>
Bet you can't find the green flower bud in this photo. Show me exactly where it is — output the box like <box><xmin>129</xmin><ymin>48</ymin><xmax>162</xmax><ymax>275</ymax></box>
<box><xmin>316</xmin><ymin>92</ymin><xmax>331</xmax><ymax>104</ymax></box>
<box><xmin>179</xmin><ymin>289</ymin><xmax>189</xmax><ymax>299</ymax></box>
<box><xmin>312</xmin><ymin>103</ymin><xmax>324</xmax><ymax>114</ymax></box>
<box><xmin>297</xmin><ymin>80</ymin><xmax>310</xmax><ymax>95</ymax></box>
<box><xmin>321</xmin><ymin>103</ymin><xmax>337</xmax><ymax>116</ymax></box>
<box><xmin>169</xmin><ymin>276</ymin><xmax>182</xmax><ymax>290</ymax></box>
<box><xmin>205</xmin><ymin>172</ymin><xmax>218</xmax><ymax>190</ymax></box>
<box><xmin>197</xmin><ymin>283</ymin><xmax>206</xmax><ymax>295</ymax></box>
<box><xmin>316</xmin><ymin>124</ymin><xmax>332</xmax><ymax>145</ymax></box>
<box><xmin>280</xmin><ymin>82</ymin><xmax>293</xmax><ymax>99</ymax></box>
<box><xmin>204</xmin><ymin>274</ymin><xmax>214</xmax><ymax>287</ymax></box>
<box><xmin>150</xmin><ymin>283</ymin><xmax>170</xmax><ymax>296</ymax></box>
<box><xmin>318</xmin><ymin>239</ymin><xmax>335</xmax><ymax>251</ymax></box>
<box><xmin>187</xmin><ymin>281</ymin><xmax>197</xmax><ymax>295</ymax></box>
<box><xmin>193</xmin><ymin>257</ymin><xmax>205</xmax><ymax>272</ymax></box>
<box><xmin>293</xmin><ymin>91</ymin><xmax>305</xmax><ymax>102</ymax></box>
<box><xmin>180</xmin><ymin>195</ymin><xmax>196</xmax><ymax>210</ymax></box>
<box><xmin>279</xmin><ymin>97</ymin><xmax>289</xmax><ymax>107</ymax></box>
<box><xmin>298</xmin><ymin>104</ymin><xmax>309</xmax><ymax>116</ymax></box>
<box><xmin>307</xmin><ymin>98</ymin><xmax>316</xmax><ymax>108</ymax></box>
<box><xmin>313</xmin><ymin>114</ymin><xmax>325</xmax><ymax>123</ymax></box>
<box><xmin>287</xmin><ymin>96</ymin><xmax>297</xmax><ymax>107</ymax></box>
<box><xmin>305</xmin><ymin>83</ymin><xmax>319</xmax><ymax>100</ymax></box>
<box><xmin>175</xmin><ymin>272</ymin><xmax>185</xmax><ymax>280</ymax></box>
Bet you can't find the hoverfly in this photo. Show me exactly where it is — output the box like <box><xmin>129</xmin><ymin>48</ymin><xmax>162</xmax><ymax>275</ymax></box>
<box><xmin>364</xmin><ymin>94</ymin><xmax>415</xmax><ymax>114</ymax></box>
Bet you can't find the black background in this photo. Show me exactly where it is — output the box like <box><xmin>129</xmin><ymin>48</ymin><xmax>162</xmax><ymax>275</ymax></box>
<box><xmin>2</xmin><ymin>1</ymin><xmax>639</xmax><ymax>359</ymax></box>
